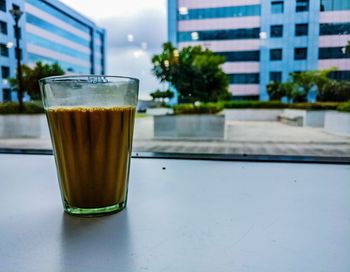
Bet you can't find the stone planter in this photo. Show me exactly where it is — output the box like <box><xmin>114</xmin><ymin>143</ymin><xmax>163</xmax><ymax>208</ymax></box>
<box><xmin>324</xmin><ymin>111</ymin><xmax>350</xmax><ymax>136</ymax></box>
<box><xmin>279</xmin><ymin>109</ymin><xmax>326</xmax><ymax>127</ymax></box>
<box><xmin>0</xmin><ymin>114</ymin><xmax>48</xmax><ymax>138</ymax></box>
<box><xmin>224</xmin><ymin>109</ymin><xmax>283</xmax><ymax>121</ymax></box>
<box><xmin>154</xmin><ymin>114</ymin><xmax>225</xmax><ymax>140</ymax></box>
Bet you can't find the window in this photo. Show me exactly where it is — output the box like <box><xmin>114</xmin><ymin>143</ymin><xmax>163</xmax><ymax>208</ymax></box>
<box><xmin>178</xmin><ymin>28</ymin><xmax>260</xmax><ymax>42</ymax></box>
<box><xmin>229</xmin><ymin>73</ymin><xmax>260</xmax><ymax>84</ymax></box>
<box><xmin>296</xmin><ymin>0</ymin><xmax>309</xmax><ymax>11</ymax></box>
<box><xmin>328</xmin><ymin>70</ymin><xmax>350</xmax><ymax>80</ymax></box>
<box><xmin>271</xmin><ymin>1</ymin><xmax>284</xmax><ymax>14</ymax></box>
<box><xmin>2</xmin><ymin>88</ymin><xmax>11</xmax><ymax>102</ymax></box>
<box><xmin>294</xmin><ymin>47</ymin><xmax>307</xmax><ymax>60</ymax></box>
<box><xmin>295</xmin><ymin>24</ymin><xmax>308</xmax><ymax>36</ymax></box>
<box><xmin>0</xmin><ymin>43</ymin><xmax>9</xmax><ymax>57</ymax></box>
<box><xmin>1</xmin><ymin>66</ymin><xmax>10</xmax><ymax>79</ymax></box>
<box><xmin>216</xmin><ymin>50</ymin><xmax>260</xmax><ymax>62</ymax></box>
<box><xmin>0</xmin><ymin>0</ymin><xmax>6</xmax><ymax>12</ymax></box>
<box><xmin>178</xmin><ymin>5</ymin><xmax>261</xmax><ymax>20</ymax></box>
<box><xmin>270</xmin><ymin>71</ymin><xmax>282</xmax><ymax>82</ymax></box>
<box><xmin>0</xmin><ymin>21</ymin><xmax>7</xmax><ymax>35</ymax></box>
<box><xmin>320</xmin><ymin>0</ymin><xmax>350</xmax><ymax>11</ymax></box>
<box><xmin>319</xmin><ymin>23</ymin><xmax>350</xmax><ymax>35</ymax></box>
<box><xmin>270</xmin><ymin>49</ymin><xmax>282</xmax><ymax>60</ymax></box>
<box><xmin>270</xmin><ymin>25</ymin><xmax>283</xmax><ymax>37</ymax></box>
<box><xmin>319</xmin><ymin>47</ymin><xmax>350</xmax><ymax>59</ymax></box>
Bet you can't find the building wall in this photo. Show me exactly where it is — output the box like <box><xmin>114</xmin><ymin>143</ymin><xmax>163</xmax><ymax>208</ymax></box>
<box><xmin>169</xmin><ymin>0</ymin><xmax>350</xmax><ymax>100</ymax></box>
<box><xmin>0</xmin><ymin>0</ymin><xmax>106</xmax><ymax>102</ymax></box>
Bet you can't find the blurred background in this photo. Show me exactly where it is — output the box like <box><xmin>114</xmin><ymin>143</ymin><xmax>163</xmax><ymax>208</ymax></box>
<box><xmin>0</xmin><ymin>0</ymin><xmax>349</xmax><ymax>157</ymax></box>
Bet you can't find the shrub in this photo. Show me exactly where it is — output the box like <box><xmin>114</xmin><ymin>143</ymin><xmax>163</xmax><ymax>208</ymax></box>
<box><xmin>0</xmin><ymin>102</ymin><xmax>44</xmax><ymax>114</ymax></box>
<box><xmin>317</xmin><ymin>80</ymin><xmax>350</xmax><ymax>102</ymax></box>
<box><xmin>267</xmin><ymin>81</ymin><xmax>285</xmax><ymax>101</ymax></box>
<box><xmin>337</xmin><ymin>101</ymin><xmax>350</xmax><ymax>112</ymax></box>
<box><xmin>173</xmin><ymin>103</ymin><xmax>223</xmax><ymax>114</ymax></box>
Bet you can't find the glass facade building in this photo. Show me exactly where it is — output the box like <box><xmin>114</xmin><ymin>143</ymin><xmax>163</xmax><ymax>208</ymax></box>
<box><xmin>0</xmin><ymin>0</ymin><xmax>106</xmax><ymax>101</ymax></box>
<box><xmin>168</xmin><ymin>0</ymin><xmax>350</xmax><ymax>100</ymax></box>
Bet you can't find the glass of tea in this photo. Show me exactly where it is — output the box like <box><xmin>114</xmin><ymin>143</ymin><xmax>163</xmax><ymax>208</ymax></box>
<box><xmin>39</xmin><ymin>75</ymin><xmax>139</xmax><ymax>216</ymax></box>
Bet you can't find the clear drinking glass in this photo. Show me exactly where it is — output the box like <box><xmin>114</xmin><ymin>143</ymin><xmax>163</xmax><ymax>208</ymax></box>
<box><xmin>39</xmin><ymin>75</ymin><xmax>139</xmax><ymax>216</ymax></box>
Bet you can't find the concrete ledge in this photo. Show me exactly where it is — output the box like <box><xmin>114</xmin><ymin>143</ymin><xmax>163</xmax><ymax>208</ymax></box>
<box><xmin>0</xmin><ymin>114</ymin><xmax>48</xmax><ymax>138</ymax></box>
<box><xmin>279</xmin><ymin>109</ymin><xmax>326</xmax><ymax>127</ymax></box>
<box><xmin>324</xmin><ymin>111</ymin><xmax>350</xmax><ymax>136</ymax></box>
<box><xmin>224</xmin><ymin>109</ymin><xmax>283</xmax><ymax>121</ymax></box>
<box><xmin>154</xmin><ymin>114</ymin><xmax>225</xmax><ymax>140</ymax></box>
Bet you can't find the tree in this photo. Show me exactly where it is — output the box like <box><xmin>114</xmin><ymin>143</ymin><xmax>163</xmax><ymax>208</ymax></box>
<box><xmin>150</xmin><ymin>89</ymin><xmax>174</xmax><ymax>105</ymax></box>
<box><xmin>151</xmin><ymin>42</ymin><xmax>229</xmax><ymax>103</ymax></box>
<box><xmin>290</xmin><ymin>71</ymin><xmax>317</xmax><ymax>102</ymax></box>
<box><xmin>266</xmin><ymin>81</ymin><xmax>285</xmax><ymax>101</ymax></box>
<box><xmin>10</xmin><ymin>61</ymin><xmax>64</xmax><ymax>100</ymax></box>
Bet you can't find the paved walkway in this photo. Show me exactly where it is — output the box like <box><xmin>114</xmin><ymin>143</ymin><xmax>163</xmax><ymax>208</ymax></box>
<box><xmin>1</xmin><ymin>116</ymin><xmax>349</xmax><ymax>156</ymax></box>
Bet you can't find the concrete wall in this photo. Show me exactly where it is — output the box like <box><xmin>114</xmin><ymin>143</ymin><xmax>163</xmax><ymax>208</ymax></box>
<box><xmin>282</xmin><ymin>109</ymin><xmax>325</xmax><ymax>127</ymax></box>
<box><xmin>324</xmin><ymin>111</ymin><xmax>350</xmax><ymax>136</ymax></box>
<box><xmin>154</xmin><ymin>114</ymin><xmax>225</xmax><ymax>139</ymax></box>
<box><xmin>224</xmin><ymin>109</ymin><xmax>283</xmax><ymax>121</ymax></box>
<box><xmin>0</xmin><ymin>114</ymin><xmax>49</xmax><ymax>138</ymax></box>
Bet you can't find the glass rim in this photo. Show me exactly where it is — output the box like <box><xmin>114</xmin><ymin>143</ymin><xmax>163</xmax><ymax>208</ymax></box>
<box><xmin>39</xmin><ymin>74</ymin><xmax>139</xmax><ymax>84</ymax></box>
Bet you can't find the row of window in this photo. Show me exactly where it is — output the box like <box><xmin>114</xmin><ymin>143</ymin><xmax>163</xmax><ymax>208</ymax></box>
<box><xmin>271</xmin><ymin>22</ymin><xmax>350</xmax><ymax>37</ymax></box>
<box><xmin>270</xmin><ymin>24</ymin><xmax>308</xmax><ymax>38</ymax></box>
<box><xmin>272</xmin><ymin>0</ymin><xmax>350</xmax><ymax>14</ymax></box>
<box><xmin>269</xmin><ymin>48</ymin><xmax>308</xmax><ymax>60</ymax></box>
<box><xmin>27</xmin><ymin>0</ymin><xmax>90</xmax><ymax>34</ymax></box>
<box><xmin>320</xmin><ymin>23</ymin><xmax>350</xmax><ymax>36</ymax></box>
<box><xmin>26</xmin><ymin>13</ymin><xmax>91</xmax><ymax>47</ymax></box>
<box><xmin>271</xmin><ymin>0</ymin><xmax>309</xmax><ymax>14</ymax></box>
<box><xmin>178</xmin><ymin>28</ymin><xmax>260</xmax><ymax>42</ymax></box>
<box><xmin>320</xmin><ymin>0</ymin><xmax>350</xmax><ymax>11</ymax></box>
<box><xmin>214</xmin><ymin>46</ymin><xmax>349</xmax><ymax>63</ymax></box>
<box><xmin>27</xmin><ymin>33</ymin><xmax>91</xmax><ymax>62</ymax></box>
<box><xmin>177</xmin><ymin>0</ymin><xmax>313</xmax><ymax>21</ymax></box>
<box><xmin>178</xmin><ymin>5</ymin><xmax>260</xmax><ymax>20</ymax></box>
<box><xmin>179</xmin><ymin>21</ymin><xmax>350</xmax><ymax>42</ymax></box>
<box><xmin>27</xmin><ymin>53</ymin><xmax>90</xmax><ymax>74</ymax></box>
<box><xmin>229</xmin><ymin>73</ymin><xmax>260</xmax><ymax>84</ymax></box>
<box><xmin>229</xmin><ymin>70</ymin><xmax>350</xmax><ymax>85</ymax></box>
<box><xmin>216</xmin><ymin>50</ymin><xmax>260</xmax><ymax>62</ymax></box>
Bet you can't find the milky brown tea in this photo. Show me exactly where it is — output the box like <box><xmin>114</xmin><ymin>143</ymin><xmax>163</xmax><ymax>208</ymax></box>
<box><xmin>46</xmin><ymin>106</ymin><xmax>135</xmax><ymax>211</ymax></box>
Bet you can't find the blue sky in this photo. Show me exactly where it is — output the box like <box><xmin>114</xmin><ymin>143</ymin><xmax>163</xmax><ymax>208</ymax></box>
<box><xmin>60</xmin><ymin>0</ymin><xmax>167</xmax><ymax>99</ymax></box>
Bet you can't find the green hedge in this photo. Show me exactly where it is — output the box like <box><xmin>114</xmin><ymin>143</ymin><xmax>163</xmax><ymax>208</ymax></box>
<box><xmin>337</xmin><ymin>101</ymin><xmax>350</xmax><ymax>112</ymax></box>
<box><xmin>219</xmin><ymin>101</ymin><xmax>341</xmax><ymax>110</ymax></box>
<box><xmin>288</xmin><ymin>102</ymin><xmax>339</xmax><ymax>110</ymax></box>
<box><xmin>173</xmin><ymin>103</ymin><xmax>223</xmax><ymax>114</ymax></box>
<box><xmin>219</xmin><ymin>100</ymin><xmax>286</xmax><ymax>109</ymax></box>
<box><xmin>0</xmin><ymin>102</ymin><xmax>44</xmax><ymax>114</ymax></box>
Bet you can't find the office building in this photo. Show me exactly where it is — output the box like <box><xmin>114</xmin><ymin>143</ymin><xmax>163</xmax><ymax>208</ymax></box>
<box><xmin>0</xmin><ymin>0</ymin><xmax>106</xmax><ymax>101</ymax></box>
<box><xmin>168</xmin><ymin>0</ymin><xmax>350</xmax><ymax>100</ymax></box>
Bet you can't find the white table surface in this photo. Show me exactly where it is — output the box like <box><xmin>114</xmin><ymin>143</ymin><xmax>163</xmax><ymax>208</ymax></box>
<box><xmin>0</xmin><ymin>154</ymin><xmax>349</xmax><ymax>272</ymax></box>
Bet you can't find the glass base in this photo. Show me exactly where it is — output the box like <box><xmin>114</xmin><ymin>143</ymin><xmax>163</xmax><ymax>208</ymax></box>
<box><xmin>63</xmin><ymin>201</ymin><xmax>126</xmax><ymax>217</ymax></box>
